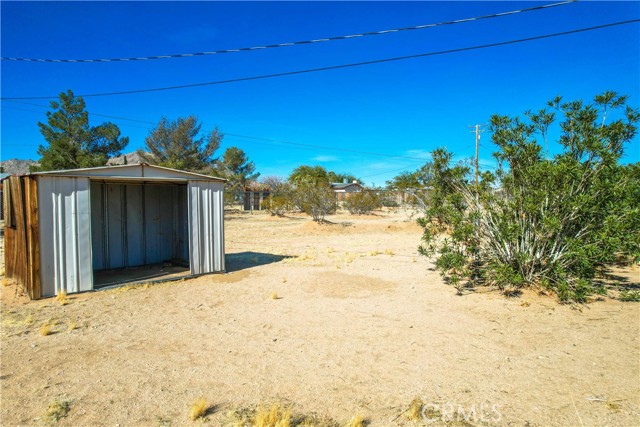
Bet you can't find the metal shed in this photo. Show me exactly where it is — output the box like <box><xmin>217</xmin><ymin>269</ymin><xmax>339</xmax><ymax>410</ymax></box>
<box><xmin>3</xmin><ymin>164</ymin><xmax>226</xmax><ymax>299</ymax></box>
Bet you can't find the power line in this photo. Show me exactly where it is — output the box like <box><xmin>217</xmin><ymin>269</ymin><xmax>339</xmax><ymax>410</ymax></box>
<box><xmin>0</xmin><ymin>1</ymin><xmax>578</xmax><ymax>63</ymax></box>
<box><xmin>3</xmin><ymin>104</ymin><xmax>484</xmax><ymax>179</ymax></box>
<box><xmin>1</xmin><ymin>100</ymin><xmax>439</xmax><ymax>161</ymax></box>
<box><xmin>223</xmin><ymin>132</ymin><xmax>433</xmax><ymax>161</ymax></box>
<box><xmin>3</xmin><ymin>19</ymin><xmax>636</xmax><ymax>101</ymax></box>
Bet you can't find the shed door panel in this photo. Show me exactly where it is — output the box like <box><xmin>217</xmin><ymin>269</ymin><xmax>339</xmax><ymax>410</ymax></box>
<box><xmin>38</xmin><ymin>176</ymin><xmax>93</xmax><ymax>296</ymax></box>
<box><xmin>188</xmin><ymin>181</ymin><xmax>225</xmax><ymax>274</ymax></box>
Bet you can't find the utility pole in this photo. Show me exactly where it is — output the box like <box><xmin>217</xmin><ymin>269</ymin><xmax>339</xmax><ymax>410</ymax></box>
<box><xmin>469</xmin><ymin>124</ymin><xmax>486</xmax><ymax>186</ymax></box>
<box><xmin>468</xmin><ymin>124</ymin><xmax>486</xmax><ymax>282</ymax></box>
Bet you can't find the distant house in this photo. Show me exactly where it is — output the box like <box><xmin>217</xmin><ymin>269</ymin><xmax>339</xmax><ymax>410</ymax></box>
<box><xmin>330</xmin><ymin>181</ymin><xmax>364</xmax><ymax>201</ymax></box>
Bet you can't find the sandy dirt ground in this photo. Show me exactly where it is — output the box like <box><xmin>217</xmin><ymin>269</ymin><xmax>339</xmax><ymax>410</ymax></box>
<box><xmin>1</xmin><ymin>210</ymin><xmax>639</xmax><ymax>427</ymax></box>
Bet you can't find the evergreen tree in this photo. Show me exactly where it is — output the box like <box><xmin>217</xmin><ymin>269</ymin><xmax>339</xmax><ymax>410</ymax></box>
<box><xmin>35</xmin><ymin>90</ymin><xmax>128</xmax><ymax>171</ymax></box>
<box><xmin>138</xmin><ymin>116</ymin><xmax>221</xmax><ymax>172</ymax></box>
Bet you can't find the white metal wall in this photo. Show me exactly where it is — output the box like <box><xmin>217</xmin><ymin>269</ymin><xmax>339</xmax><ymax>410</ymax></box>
<box><xmin>38</xmin><ymin>176</ymin><xmax>93</xmax><ymax>297</ymax></box>
<box><xmin>188</xmin><ymin>180</ymin><xmax>225</xmax><ymax>274</ymax></box>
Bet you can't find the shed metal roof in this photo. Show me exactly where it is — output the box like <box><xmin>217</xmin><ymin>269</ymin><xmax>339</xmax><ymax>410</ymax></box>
<box><xmin>28</xmin><ymin>163</ymin><xmax>226</xmax><ymax>182</ymax></box>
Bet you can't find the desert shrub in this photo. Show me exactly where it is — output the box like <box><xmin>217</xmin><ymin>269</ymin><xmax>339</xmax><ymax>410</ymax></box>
<box><xmin>419</xmin><ymin>92</ymin><xmax>640</xmax><ymax>302</ymax></box>
<box><xmin>343</xmin><ymin>191</ymin><xmax>381</xmax><ymax>215</ymax></box>
<box><xmin>260</xmin><ymin>177</ymin><xmax>296</xmax><ymax>216</ymax></box>
<box><xmin>43</xmin><ymin>400</ymin><xmax>70</xmax><ymax>424</ymax></box>
<box><xmin>261</xmin><ymin>194</ymin><xmax>294</xmax><ymax>216</ymax></box>
<box><xmin>293</xmin><ymin>183</ymin><xmax>336</xmax><ymax>222</ymax></box>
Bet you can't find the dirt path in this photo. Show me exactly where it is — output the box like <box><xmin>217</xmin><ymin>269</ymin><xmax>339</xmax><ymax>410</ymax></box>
<box><xmin>1</xmin><ymin>210</ymin><xmax>639</xmax><ymax>426</ymax></box>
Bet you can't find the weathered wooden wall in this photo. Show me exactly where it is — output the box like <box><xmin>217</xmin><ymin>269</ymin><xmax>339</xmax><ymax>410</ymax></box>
<box><xmin>4</xmin><ymin>176</ymin><xmax>41</xmax><ymax>299</ymax></box>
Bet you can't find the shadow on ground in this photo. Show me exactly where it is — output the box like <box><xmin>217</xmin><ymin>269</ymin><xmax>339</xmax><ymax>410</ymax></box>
<box><xmin>226</xmin><ymin>252</ymin><xmax>292</xmax><ymax>272</ymax></box>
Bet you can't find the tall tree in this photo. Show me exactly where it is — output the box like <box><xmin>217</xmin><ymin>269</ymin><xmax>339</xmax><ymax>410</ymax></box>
<box><xmin>138</xmin><ymin>116</ymin><xmax>222</xmax><ymax>172</ymax></box>
<box><xmin>327</xmin><ymin>171</ymin><xmax>361</xmax><ymax>184</ymax></box>
<box><xmin>215</xmin><ymin>146</ymin><xmax>260</xmax><ymax>193</ymax></box>
<box><xmin>35</xmin><ymin>90</ymin><xmax>128</xmax><ymax>171</ymax></box>
<box><xmin>288</xmin><ymin>165</ymin><xmax>329</xmax><ymax>186</ymax></box>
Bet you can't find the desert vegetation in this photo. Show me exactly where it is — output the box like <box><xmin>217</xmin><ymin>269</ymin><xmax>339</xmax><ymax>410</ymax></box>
<box><xmin>411</xmin><ymin>92</ymin><xmax>639</xmax><ymax>302</ymax></box>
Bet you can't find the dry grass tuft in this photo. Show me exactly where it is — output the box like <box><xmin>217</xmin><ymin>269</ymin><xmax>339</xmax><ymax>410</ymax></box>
<box><xmin>188</xmin><ymin>396</ymin><xmax>208</xmax><ymax>421</ymax></box>
<box><xmin>2</xmin><ymin>277</ymin><xmax>11</xmax><ymax>287</ymax></box>
<box><xmin>23</xmin><ymin>314</ymin><xmax>34</xmax><ymax>325</ymax></box>
<box><xmin>40</xmin><ymin>322</ymin><xmax>53</xmax><ymax>337</ymax></box>
<box><xmin>346</xmin><ymin>415</ymin><xmax>366</xmax><ymax>427</ymax></box>
<box><xmin>344</xmin><ymin>253</ymin><xmax>358</xmax><ymax>263</ymax></box>
<box><xmin>271</xmin><ymin>291</ymin><xmax>279</xmax><ymax>300</ymax></box>
<box><xmin>43</xmin><ymin>400</ymin><xmax>70</xmax><ymax>423</ymax></box>
<box><xmin>383</xmin><ymin>249</ymin><xmax>395</xmax><ymax>256</ymax></box>
<box><xmin>368</xmin><ymin>250</ymin><xmax>382</xmax><ymax>256</ymax></box>
<box><xmin>55</xmin><ymin>291</ymin><xmax>68</xmax><ymax>305</ymax></box>
<box><xmin>67</xmin><ymin>321</ymin><xmax>78</xmax><ymax>332</ymax></box>
<box><xmin>255</xmin><ymin>404</ymin><xmax>292</xmax><ymax>427</ymax></box>
<box><xmin>406</xmin><ymin>397</ymin><xmax>424</xmax><ymax>421</ymax></box>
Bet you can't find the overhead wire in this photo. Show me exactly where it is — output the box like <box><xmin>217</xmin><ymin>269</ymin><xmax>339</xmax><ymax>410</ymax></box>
<box><xmin>0</xmin><ymin>1</ymin><xmax>578</xmax><ymax>63</ymax></box>
<box><xmin>2</xmin><ymin>19</ymin><xmax>638</xmax><ymax>100</ymax></box>
<box><xmin>3</xmin><ymin>100</ymin><xmax>471</xmax><ymax>163</ymax></box>
<box><xmin>2</xmin><ymin>102</ymin><xmax>486</xmax><ymax>180</ymax></box>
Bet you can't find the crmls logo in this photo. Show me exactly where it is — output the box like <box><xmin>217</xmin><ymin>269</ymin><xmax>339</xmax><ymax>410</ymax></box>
<box><xmin>421</xmin><ymin>402</ymin><xmax>502</xmax><ymax>424</ymax></box>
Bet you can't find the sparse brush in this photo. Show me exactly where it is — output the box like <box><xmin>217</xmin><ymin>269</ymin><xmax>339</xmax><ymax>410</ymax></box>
<box><xmin>619</xmin><ymin>290</ymin><xmax>640</xmax><ymax>302</ymax></box>
<box><xmin>188</xmin><ymin>396</ymin><xmax>208</xmax><ymax>421</ymax></box>
<box><xmin>406</xmin><ymin>397</ymin><xmax>424</xmax><ymax>421</ymax></box>
<box><xmin>23</xmin><ymin>314</ymin><xmax>34</xmax><ymax>325</ymax></box>
<box><xmin>228</xmin><ymin>405</ymin><xmax>338</xmax><ymax>427</ymax></box>
<box><xmin>44</xmin><ymin>400</ymin><xmax>70</xmax><ymax>423</ymax></box>
<box><xmin>368</xmin><ymin>250</ymin><xmax>382</xmax><ymax>256</ymax></box>
<box><xmin>255</xmin><ymin>404</ymin><xmax>292</xmax><ymax>427</ymax></box>
<box><xmin>346</xmin><ymin>415</ymin><xmax>366</xmax><ymax>427</ymax></box>
<box><xmin>384</xmin><ymin>249</ymin><xmax>395</xmax><ymax>256</ymax></box>
<box><xmin>271</xmin><ymin>291</ymin><xmax>279</xmax><ymax>300</ymax></box>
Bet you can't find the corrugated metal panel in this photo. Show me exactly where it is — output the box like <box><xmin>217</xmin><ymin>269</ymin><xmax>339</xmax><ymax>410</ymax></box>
<box><xmin>38</xmin><ymin>176</ymin><xmax>93</xmax><ymax>297</ymax></box>
<box><xmin>90</xmin><ymin>182</ymin><xmax>188</xmax><ymax>270</ymax></box>
<box><xmin>188</xmin><ymin>180</ymin><xmax>225</xmax><ymax>274</ymax></box>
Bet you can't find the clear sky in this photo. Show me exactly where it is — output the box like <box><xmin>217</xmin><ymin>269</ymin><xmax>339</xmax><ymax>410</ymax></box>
<box><xmin>1</xmin><ymin>1</ymin><xmax>639</xmax><ymax>186</ymax></box>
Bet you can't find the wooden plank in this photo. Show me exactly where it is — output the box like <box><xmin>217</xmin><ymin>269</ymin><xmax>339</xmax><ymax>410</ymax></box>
<box><xmin>7</xmin><ymin>177</ymin><xmax>29</xmax><ymax>297</ymax></box>
<box><xmin>25</xmin><ymin>177</ymin><xmax>41</xmax><ymax>299</ymax></box>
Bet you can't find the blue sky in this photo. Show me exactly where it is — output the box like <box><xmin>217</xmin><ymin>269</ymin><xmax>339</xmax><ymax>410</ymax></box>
<box><xmin>1</xmin><ymin>1</ymin><xmax>639</xmax><ymax>186</ymax></box>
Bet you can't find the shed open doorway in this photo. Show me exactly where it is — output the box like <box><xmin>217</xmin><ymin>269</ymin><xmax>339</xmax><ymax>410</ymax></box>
<box><xmin>90</xmin><ymin>181</ymin><xmax>191</xmax><ymax>288</ymax></box>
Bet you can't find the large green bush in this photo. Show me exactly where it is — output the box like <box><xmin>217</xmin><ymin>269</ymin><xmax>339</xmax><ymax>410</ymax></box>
<box><xmin>419</xmin><ymin>92</ymin><xmax>639</xmax><ymax>302</ymax></box>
